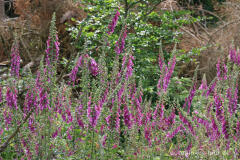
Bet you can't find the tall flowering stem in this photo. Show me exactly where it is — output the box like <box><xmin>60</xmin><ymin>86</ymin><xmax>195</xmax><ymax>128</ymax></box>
<box><xmin>115</xmin><ymin>26</ymin><xmax>127</xmax><ymax>55</ymax></box>
<box><xmin>10</xmin><ymin>40</ymin><xmax>21</xmax><ymax>78</ymax></box>
<box><xmin>69</xmin><ymin>55</ymin><xmax>83</xmax><ymax>85</ymax></box>
<box><xmin>6</xmin><ymin>87</ymin><xmax>18</xmax><ymax>110</ymax></box>
<box><xmin>107</xmin><ymin>10</ymin><xmax>120</xmax><ymax>35</ymax></box>
<box><xmin>45</xmin><ymin>13</ymin><xmax>60</xmax><ymax>67</ymax></box>
<box><xmin>0</xmin><ymin>86</ymin><xmax>2</xmax><ymax>103</ymax></box>
<box><xmin>88</xmin><ymin>58</ymin><xmax>99</xmax><ymax>76</ymax></box>
<box><xmin>158</xmin><ymin>55</ymin><xmax>176</xmax><ymax>93</ymax></box>
<box><xmin>126</xmin><ymin>55</ymin><xmax>134</xmax><ymax>80</ymax></box>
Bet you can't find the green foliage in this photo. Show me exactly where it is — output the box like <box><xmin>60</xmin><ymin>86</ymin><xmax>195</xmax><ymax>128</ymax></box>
<box><xmin>69</xmin><ymin>0</ymin><xmax>201</xmax><ymax>103</ymax></box>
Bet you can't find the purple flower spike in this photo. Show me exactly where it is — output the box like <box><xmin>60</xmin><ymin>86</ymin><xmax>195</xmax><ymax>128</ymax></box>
<box><xmin>167</xmin><ymin>125</ymin><xmax>182</xmax><ymax>139</ymax></box>
<box><xmin>119</xmin><ymin>28</ymin><xmax>127</xmax><ymax>53</ymax></box>
<box><xmin>158</xmin><ymin>55</ymin><xmax>164</xmax><ymax>71</ymax></box>
<box><xmin>144</xmin><ymin>125</ymin><xmax>152</xmax><ymax>146</ymax></box>
<box><xmin>55</xmin><ymin>35</ymin><xmax>60</xmax><ymax>61</ymax></box>
<box><xmin>115</xmin><ymin>26</ymin><xmax>128</xmax><ymax>55</ymax></box>
<box><xmin>115</xmin><ymin>41</ymin><xmax>121</xmax><ymax>55</ymax></box>
<box><xmin>116</xmin><ymin>107</ymin><xmax>121</xmax><ymax>133</ymax></box>
<box><xmin>123</xmin><ymin>105</ymin><xmax>132</xmax><ymax>129</ymax></box>
<box><xmin>69</xmin><ymin>55</ymin><xmax>83</xmax><ymax>85</ymax></box>
<box><xmin>222</xmin><ymin>118</ymin><xmax>229</xmax><ymax>139</ymax></box>
<box><xmin>229</xmin><ymin>48</ymin><xmax>236</xmax><ymax>63</ymax></box>
<box><xmin>45</xmin><ymin>35</ymin><xmax>60</xmax><ymax>66</ymax></box>
<box><xmin>102</xmin><ymin>135</ymin><xmax>107</xmax><ymax>147</ymax></box>
<box><xmin>107</xmin><ymin>10</ymin><xmax>120</xmax><ymax>35</ymax></box>
<box><xmin>126</xmin><ymin>55</ymin><xmax>134</xmax><ymax>80</ymax></box>
<box><xmin>88</xmin><ymin>58</ymin><xmax>99</xmax><ymax>76</ymax></box>
<box><xmin>0</xmin><ymin>86</ymin><xmax>2</xmax><ymax>103</ymax></box>
<box><xmin>206</xmin><ymin>80</ymin><xmax>217</xmax><ymax>98</ymax></box>
<box><xmin>6</xmin><ymin>87</ymin><xmax>18</xmax><ymax>110</ymax></box>
<box><xmin>10</xmin><ymin>41</ymin><xmax>21</xmax><ymax>78</ymax></box>
<box><xmin>211</xmin><ymin>118</ymin><xmax>220</xmax><ymax>141</ymax></box>
<box><xmin>162</xmin><ymin>56</ymin><xmax>176</xmax><ymax>92</ymax></box>
<box><xmin>87</xmin><ymin>96</ymin><xmax>92</xmax><ymax>126</ymax></box>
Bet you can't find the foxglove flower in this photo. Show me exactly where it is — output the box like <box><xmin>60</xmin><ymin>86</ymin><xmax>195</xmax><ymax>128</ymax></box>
<box><xmin>88</xmin><ymin>58</ymin><xmax>99</xmax><ymax>76</ymax></box>
<box><xmin>229</xmin><ymin>48</ymin><xmax>236</xmax><ymax>63</ymax></box>
<box><xmin>0</xmin><ymin>128</ymin><xmax>3</xmax><ymax>135</ymax></box>
<box><xmin>117</xmin><ymin>85</ymin><xmax>124</xmax><ymax>102</ymax></box>
<box><xmin>102</xmin><ymin>135</ymin><xmax>107</xmax><ymax>147</ymax></box>
<box><xmin>206</xmin><ymin>80</ymin><xmax>217</xmax><ymax>98</ymax></box>
<box><xmin>236</xmin><ymin>121</ymin><xmax>240</xmax><ymax>137</ymax></box>
<box><xmin>186</xmin><ymin>142</ymin><xmax>192</xmax><ymax>152</ymax></box>
<box><xmin>166</xmin><ymin>125</ymin><xmax>182</xmax><ymax>139</ymax></box>
<box><xmin>119</xmin><ymin>28</ymin><xmax>127</xmax><ymax>53</ymax></box>
<box><xmin>115</xmin><ymin>26</ymin><xmax>127</xmax><ymax>55</ymax></box>
<box><xmin>126</xmin><ymin>55</ymin><xmax>134</xmax><ymax>80</ymax></box>
<box><xmin>10</xmin><ymin>41</ymin><xmax>21</xmax><ymax>78</ymax></box>
<box><xmin>52</xmin><ymin>127</ymin><xmax>61</xmax><ymax>138</ymax></box>
<box><xmin>105</xmin><ymin>115</ymin><xmax>111</xmax><ymax>129</ymax></box>
<box><xmin>87</xmin><ymin>96</ymin><xmax>92</xmax><ymax>127</ymax></box>
<box><xmin>67</xmin><ymin>126</ymin><xmax>72</xmax><ymax>140</ymax></box>
<box><xmin>159</xmin><ymin>103</ymin><xmax>164</xmax><ymax>120</ymax></box>
<box><xmin>3</xmin><ymin>110</ymin><xmax>12</xmax><ymax>129</ymax></box>
<box><xmin>144</xmin><ymin>125</ymin><xmax>152</xmax><ymax>146</ymax></box>
<box><xmin>194</xmin><ymin>115</ymin><xmax>210</xmax><ymax>135</ymax></box>
<box><xmin>45</xmin><ymin>38</ymin><xmax>51</xmax><ymax>67</ymax></box>
<box><xmin>107</xmin><ymin>10</ymin><xmax>120</xmax><ymax>35</ymax></box>
<box><xmin>179</xmin><ymin>112</ymin><xmax>195</xmax><ymax>135</ymax></box>
<box><xmin>153</xmin><ymin>104</ymin><xmax>159</xmax><ymax>120</ymax></box>
<box><xmin>165</xmin><ymin>109</ymin><xmax>175</xmax><ymax>126</ymax></box>
<box><xmin>158</xmin><ymin>55</ymin><xmax>164</xmax><ymax>71</ymax></box>
<box><xmin>116</xmin><ymin>107</ymin><xmax>121</xmax><ymax>133</ymax></box>
<box><xmin>55</xmin><ymin>35</ymin><xmax>60</xmax><ymax>61</ymax></box>
<box><xmin>0</xmin><ymin>86</ymin><xmax>2</xmax><ymax>103</ymax></box>
<box><xmin>222</xmin><ymin>118</ymin><xmax>229</xmax><ymax>139</ymax></box>
<box><xmin>199</xmin><ymin>75</ymin><xmax>207</xmax><ymax>91</ymax></box>
<box><xmin>115</xmin><ymin>41</ymin><xmax>121</xmax><ymax>55</ymax></box>
<box><xmin>94</xmin><ymin>103</ymin><xmax>102</xmax><ymax>127</ymax></box>
<box><xmin>120</xmin><ymin>54</ymin><xmax>127</xmax><ymax>72</ymax></box>
<box><xmin>39</xmin><ymin>88</ymin><xmax>50</xmax><ymax>111</ymax></box>
<box><xmin>162</xmin><ymin>56</ymin><xmax>176</xmax><ymax>92</ymax></box>
<box><xmin>6</xmin><ymin>87</ymin><xmax>18</xmax><ymax>110</ymax></box>
<box><xmin>214</xmin><ymin>94</ymin><xmax>224</xmax><ymax>122</ymax></box>
<box><xmin>223</xmin><ymin>63</ymin><xmax>228</xmax><ymax>80</ymax></box>
<box><xmin>45</xmin><ymin>35</ymin><xmax>60</xmax><ymax>66</ymax></box>
<box><xmin>28</xmin><ymin>117</ymin><xmax>35</xmax><ymax>133</ymax></box>
<box><xmin>211</xmin><ymin>118</ymin><xmax>220</xmax><ymax>141</ymax></box>
<box><xmin>183</xmin><ymin>84</ymin><xmax>196</xmax><ymax>114</ymax></box>
<box><xmin>123</xmin><ymin>105</ymin><xmax>132</xmax><ymax>129</ymax></box>
<box><xmin>69</xmin><ymin>55</ymin><xmax>83</xmax><ymax>84</ymax></box>
<box><xmin>24</xmin><ymin>89</ymin><xmax>37</xmax><ymax>113</ymax></box>
<box><xmin>135</xmin><ymin>98</ymin><xmax>143</xmax><ymax>127</ymax></box>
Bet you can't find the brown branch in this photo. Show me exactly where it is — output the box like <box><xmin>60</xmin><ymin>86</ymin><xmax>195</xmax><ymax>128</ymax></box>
<box><xmin>208</xmin><ymin>18</ymin><xmax>240</xmax><ymax>44</ymax></box>
<box><xmin>0</xmin><ymin>109</ymin><xmax>34</xmax><ymax>153</ymax></box>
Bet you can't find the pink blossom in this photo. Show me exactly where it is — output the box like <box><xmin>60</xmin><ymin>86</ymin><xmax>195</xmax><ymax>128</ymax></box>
<box><xmin>69</xmin><ymin>55</ymin><xmax>83</xmax><ymax>85</ymax></box>
<box><xmin>107</xmin><ymin>10</ymin><xmax>120</xmax><ymax>35</ymax></box>
<box><xmin>10</xmin><ymin>41</ymin><xmax>21</xmax><ymax>78</ymax></box>
<box><xmin>88</xmin><ymin>58</ymin><xmax>98</xmax><ymax>76</ymax></box>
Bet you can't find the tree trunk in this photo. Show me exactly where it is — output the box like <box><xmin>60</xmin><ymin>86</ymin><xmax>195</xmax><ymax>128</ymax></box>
<box><xmin>0</xmin><ymin>0</ymin><xmax>5</xmax><ymax>20</ymax></box>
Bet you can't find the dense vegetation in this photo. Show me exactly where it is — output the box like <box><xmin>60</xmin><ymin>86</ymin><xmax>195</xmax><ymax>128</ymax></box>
<box><xmin>0</xmin><ymin>0</ymin><xmax>239</xmax><ymax>159</ymax></box>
